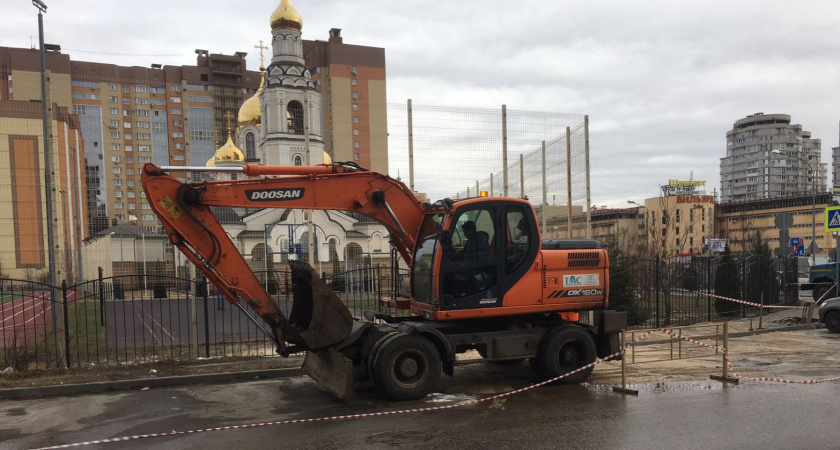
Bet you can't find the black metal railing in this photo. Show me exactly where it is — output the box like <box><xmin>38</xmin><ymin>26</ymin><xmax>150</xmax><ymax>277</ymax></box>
<box><xmin>0</xmin><ymin>254</ymin><xmax>805</xmax><ymax>375</ymax></box>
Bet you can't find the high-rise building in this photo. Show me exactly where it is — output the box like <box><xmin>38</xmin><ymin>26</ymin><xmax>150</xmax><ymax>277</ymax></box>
<box><xmin>1</xmin><ymin>0</ymin><xmax>388</xmax><ymax>273</ymax></box>
<box><xmin>720</xmin><ymin>113</ymin><xmax>826</xmax><ymax>203</ymax></box>
<box><xmin>304</xmin><ymin>28</ymin><xmax>388</xmax><ymax>174</ymax></box>
<box><xmin>0</xmin><ymin>45</ymin><xmax>261</xmax><ymax>235</ymax></box>
<box><xmin>0</xmin><ymin>99</ymin><xmax>88</xmax><ymax>280</ymax></box>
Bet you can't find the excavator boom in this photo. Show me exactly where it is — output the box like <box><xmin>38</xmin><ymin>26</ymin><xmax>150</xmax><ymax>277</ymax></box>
<box><xmin>141</xmin><ymin>163</ymin><xmax>428</xmax><ymax>353</ymax></box>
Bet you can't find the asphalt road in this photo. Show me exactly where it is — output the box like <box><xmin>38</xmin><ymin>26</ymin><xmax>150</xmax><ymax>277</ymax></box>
<box><xmin>2</xmin><ymin>358</ymin><xmax>838</xmax><ymax>450</ymax></box>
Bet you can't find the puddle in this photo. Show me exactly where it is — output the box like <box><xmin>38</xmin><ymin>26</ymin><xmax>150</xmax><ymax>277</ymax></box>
<box><xmin>424</xmin><ymin>392</ymin><xmax>479</xmax><ymax>404</ymax></box>
<box><xmin>586</xmin><ymin>381</ymin><xmax>726</xmax><ymax>393</ymax></box>
<box><xmin>367</xmin><ymin>430</ymin><xmax>432</xmax><ymax>445</ymax></box>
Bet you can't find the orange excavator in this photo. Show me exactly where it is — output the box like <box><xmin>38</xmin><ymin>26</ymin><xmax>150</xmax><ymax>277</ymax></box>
<box><xmin>141</xmin><ymin>162</ymin><xmax>626</xmax><ymax>400</ymax></box>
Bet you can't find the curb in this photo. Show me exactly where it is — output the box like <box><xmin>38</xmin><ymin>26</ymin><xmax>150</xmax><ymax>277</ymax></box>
<box><xmin>0</xmin><ymin>367</ymin><xmax>303</xmax><ymax>400</ymax></box>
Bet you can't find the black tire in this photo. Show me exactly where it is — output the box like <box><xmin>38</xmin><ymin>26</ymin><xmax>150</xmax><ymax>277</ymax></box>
<box><xmin>536</xmin><ymin>325</ymin><xmax>597</xmax><ymax>384</ymax></box>
<box><xmin>373</xmin><ymin>333</ymin><xmax>441</xmax><ymax>400</ymax></box>
<box><xmin>813</xmin><ymin>284</ymin><xmax>836</xmax><ymax>302</ymax></box>
<box><xmin>825</xmin><ymin>310</ymin><xmax>840</xmax><ymax>333</ymax></box>
<box><xmin>367</xmin><ymin>332</ymin><xmax>398</xmax><ymax>387</ymax></box>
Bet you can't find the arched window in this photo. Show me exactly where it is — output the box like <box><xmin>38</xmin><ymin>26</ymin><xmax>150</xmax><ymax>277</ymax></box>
<box><xmin>286</xmin><ymin>100</ymin><xmax>304</xmax><ymax>134</ymax></box>
<box><xmin>245</xmin><ymin>132</ymin><xmax>256</xmax><ymax>161</ymax></box>
<box><xmin>293</xmin><ymin>154</ymin><xmax>303</xmax><ymax>166</ymax></box>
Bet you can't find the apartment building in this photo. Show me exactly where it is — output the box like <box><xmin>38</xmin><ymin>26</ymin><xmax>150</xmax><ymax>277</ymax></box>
<box><xmin>304</xmin><ymin>28</ymin><xmax>388</xmax><ymax>174</ymax></box>
<box><xmin>720</xmin><ymin>113</ymin><xmax>826</xmax><ymax>203</ymax></box>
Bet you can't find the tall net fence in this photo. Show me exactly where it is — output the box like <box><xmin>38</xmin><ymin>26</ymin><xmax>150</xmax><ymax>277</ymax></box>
<box><xmin>387</xmin><ymin>103</ymin><xmax>590</xmax><ymax>237</ymax></box>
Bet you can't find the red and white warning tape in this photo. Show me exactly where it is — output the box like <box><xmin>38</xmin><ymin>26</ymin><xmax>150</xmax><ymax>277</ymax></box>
<box><xmin>34</xmin><ymin>328</ymin><xmax>839</xmax><ymax>449</ymax></box>
<box><xmin>33</xmin><ymin>331</ymin><xmax>658</xmax><ymax>449</ymax></box>
<box><xmin>657</xmin><ymin>328</ymin><xmax>840</xmax><ymax>385</ymax></box>
<box><xmin>704</xmin><ymin>291</ymin><xmax>808</xmax><ymax>310</ymax></box>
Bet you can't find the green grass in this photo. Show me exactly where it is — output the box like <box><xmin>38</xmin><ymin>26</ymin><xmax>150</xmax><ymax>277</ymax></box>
<box><xmin>0</xmin><ymin>293</ymin><xmax>29</xmax><ymax>305</ymax></box>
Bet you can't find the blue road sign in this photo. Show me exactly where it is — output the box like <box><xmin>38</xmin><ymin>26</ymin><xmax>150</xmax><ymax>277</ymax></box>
<box><xmin>790</xmin><ymin>237</ymin><xmax>805</xmax><ymax>257</ymax></box>
<box><xmin>826</xmin><ymin>206</ymin><xmax>840</xmax><ymax>232</ymax></box>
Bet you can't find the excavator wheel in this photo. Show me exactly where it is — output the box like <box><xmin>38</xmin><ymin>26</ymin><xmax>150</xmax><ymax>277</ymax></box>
<box><xmin>535</xmin><ymin>325</ymin><xmax>597</xmax><ymax>384</ymax></box>
<box><xmin>367</xmin><ymin>331</ymin><xmax>399</xmax><ymax>387</ymax></box>
<box><xmin>373</xmin><ymin>333</ymin><xmax>441</xmax><ymax>400</ymax></box>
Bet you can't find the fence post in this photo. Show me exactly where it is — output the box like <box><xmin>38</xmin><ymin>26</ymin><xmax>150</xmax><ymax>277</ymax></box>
<box><xmin>710</xmin><ymin>321</ymin><xmax>738</xmax><ymax>384</ymax></box>
<box><xmin>98</xmin><ymin>267</ymin><xmax>105</xmax><ymax>327</ymax></box>
<box><xmin>655</xmin><ymin>254</ymin><xmax>660</xmax><ymax>328</ymax></box>
<box><xmin>612</xmin><ymin>329</ymin><xmax>638</xmax><ymax>395</ymax></box>
<box><xmin>707</xmin><ymin>256</ymin><xmax>712</xmax><ymax>322</ymax></box>
<box><xmin>741</xmin><ymin>258</ymin><xmax>746</xmax><ymax>318</ymax></box>
<box><xmin>759</xmin><ymin>292</ymin><xmax>764</xmax><ymax>329</ymax></box>
<box><xmin>62</xmin><ymin>280</ymin><xmax>71</xmax><ymax>369</ymax></box>
<box><xmin>203</xmin><ymin>288</ymin><xmax>210</xmax><ymax>359</ymax></box>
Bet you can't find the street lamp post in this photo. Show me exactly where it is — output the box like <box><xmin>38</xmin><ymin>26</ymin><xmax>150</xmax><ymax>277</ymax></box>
<box><xmin>772</xmin><ymin>150</ymin><xmax>817</xmax><ymax>265</ymax></box>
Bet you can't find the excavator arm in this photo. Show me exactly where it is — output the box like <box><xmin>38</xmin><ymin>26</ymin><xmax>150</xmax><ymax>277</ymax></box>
<box><xmin>141</xmin><ymin>163</ymin><xmax>428</xmax><ymax>354</ymax></box>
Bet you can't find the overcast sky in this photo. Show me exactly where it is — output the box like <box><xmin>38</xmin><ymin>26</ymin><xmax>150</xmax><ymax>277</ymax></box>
<box><xmin>3</xmin><ymin>0</ymin><xmax>839</xmax><ymax>207</ymax></box>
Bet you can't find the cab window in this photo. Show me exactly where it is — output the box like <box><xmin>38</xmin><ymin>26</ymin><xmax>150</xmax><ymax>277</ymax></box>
<box><xmin>449</xmin><ymin>209</ymin><xmax>495</xmax><ymax>262</ymax></box>
<box><xmin>505</xmin><ymin>208</ymin><xmax>530</xmax><ymax>274</ymax></box>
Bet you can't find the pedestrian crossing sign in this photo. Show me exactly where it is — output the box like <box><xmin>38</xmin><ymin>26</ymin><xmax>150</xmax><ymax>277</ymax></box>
<box><xmin>826</xmin><ymin>206</ymin><xmax>840</xmax><ymax>232</ymax></box>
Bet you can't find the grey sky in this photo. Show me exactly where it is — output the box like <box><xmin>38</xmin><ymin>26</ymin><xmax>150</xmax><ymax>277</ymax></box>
<box><xmin>3</xmin><ymin>0</ymin><xmax>839</xmax><ymax>207</ymax></box>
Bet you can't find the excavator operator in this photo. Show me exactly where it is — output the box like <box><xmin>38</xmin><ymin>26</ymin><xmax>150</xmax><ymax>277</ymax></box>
<box><xmin>458</xmin><ymin>220</ymin><xmax>492</xmax><ymax>261</ymax></box>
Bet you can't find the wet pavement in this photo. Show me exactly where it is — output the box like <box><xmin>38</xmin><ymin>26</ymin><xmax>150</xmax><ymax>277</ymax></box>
<box><xmin>2</xmin><ymin>357</ymin><xmax>838</xmax><ymax>450</ymax></box>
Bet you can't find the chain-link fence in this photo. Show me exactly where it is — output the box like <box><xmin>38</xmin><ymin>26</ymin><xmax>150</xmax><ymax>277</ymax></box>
<box><xmin>387</xmin><ymin>102</ymin><xmax>590</xmax><ymax>237</ymax></box>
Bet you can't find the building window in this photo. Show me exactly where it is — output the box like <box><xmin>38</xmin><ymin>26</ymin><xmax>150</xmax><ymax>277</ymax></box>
<box><xmin>352</xmin><ymin>91</ymin><xmax>358</xmax><ymax>100</ymax></box>
<box><xmin>353</xmin><ymin>129</ymin><xmax>359</xmax><ymax>136</ymax></box>
<box><xmin>351</xmin><ymin>66</ymin><xmax>357</xmax><ymax>75</ymax></box>
<box><xmin>135</xmin><ymin>98</ymin><xmax>148</xmax><ymax>105</ymax></box>
<box><xmin>108</xmin><ymin>96</ymin><xmax>118</xmax><ymax>103</ymax></box>
<box><xmin>354</xmin><ymin>153</ymin><xmax>360</xmax><ymax>161</ymax></box>
<box><xmin>353</xmin><ymin>116</ymin><xmax>359</xmax><ymax>124</ymax></box>
<box><xmin>109</xmin><ymin>120</ymin><xmax>119</xmax><ymax>128</ymax></box>
<box><xmin>245</xmin><ymin>132</ymin><xmax>256</xmax><ymax>160</ymax></box>
<box><xmin>135</xmin><ymin>86</ymin><xmax>148</xmax><ymax>93</ymax></box>
<box><xmin>293</xmin><ymin>154</ymin><xmax>303</xmax><ymax>166</ymax></box>
<box><xmin>352</xmin><ymin>104</ymin><xmax>358</xmax><ymax>111</ymax></box>
<box><xmin>122</xmin><ymin>86</ymin><xmax>129</xmax><ymax>93</ymax></box>
<box><xmin>108</xmin><ymin>84</ymin><xmax>117</xmax><ymax>91</ymax></box>
<box><xmin>352</xmin><ymin>79</ymin><xmax>357</xmax><ymax>86</ymax></box>
<box><xmin>286</xmin><ymin>101</ymin><xmax>304</xmax><ymax>135</ymax></box>
<box><xmin>109</xmin><ymin>108</ymin><xmax>118</xmax><ymax>115</ymax></box>
<box><xmin>110</xmin><ymin>131</ymin><xmax>120</xmax><ymax>138</ymax></box>
<box><xmin>110</xmin><ymin>143</ymin><xmax>120</xmax><ymax>150</ymax></box>
<box><xmin>354</xmin><ymin>141</ymin><xmax>360</xmax><ymax>148</ymax></box>
<box><xmin>122</xmin><ymin>98</ymin><xmax>130</xmax><ymax>105</ymax></box>
<box><xmin>171</xmin><ymin>108</ymin><xmax>182</xmax><ymax>115</ymax></box>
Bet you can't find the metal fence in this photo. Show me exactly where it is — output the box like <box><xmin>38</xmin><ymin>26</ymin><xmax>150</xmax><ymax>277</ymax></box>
<box><xmin>612</xmin><ymin>253</ymin><xmax>804</xmax><ymax>329</ymax></box>
<box><xmin>1</xmin><ymin>252</ymin><xmax>807</xmax><ymax>375</ymax></box>
<box><xmin>387</xmin><ymin>102</ymin><xmax>590</xmax><ymax>236</ymax></box>
<box><xmin>0</xmin><ymin>265</ymin><xmax>409</xmax><ymax>375</ymax></box>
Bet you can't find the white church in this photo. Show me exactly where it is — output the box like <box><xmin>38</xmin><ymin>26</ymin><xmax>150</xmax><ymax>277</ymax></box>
<box><xmin>204</xmin><ymin>0</ymin><xmax>392</xmax><ymax>274</ymax></box>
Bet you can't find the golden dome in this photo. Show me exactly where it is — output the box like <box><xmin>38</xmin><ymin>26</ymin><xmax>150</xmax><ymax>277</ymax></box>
<box><xmin>205</xmin><ymin>155</ymin><xmax>216</xmax><ymax>167</ymax></box>
<box><xmin>270</xmin><ymin>0</ymin><xmax>302</xmax><ymax>32</ymax></box>
<box><xmin>212</xmin><ymin>131</ymin><xmax>245</xmax><ymax>165</ymax></box>
<box><xmin>323</xmin><ymin>151</ymin><xmax>332</xmax><ymax>164</ymax></box>
<box><xmin>238</xmin><ymin>68</ymin><xmax>264</xmax><ymax>127</ymax></box>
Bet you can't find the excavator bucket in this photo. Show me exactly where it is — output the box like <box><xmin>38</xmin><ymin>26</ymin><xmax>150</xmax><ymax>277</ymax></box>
<box><xmin>302</xmin><ymin>349</ymin><xmax>355</xmax><ymax>401</ymax></box>
<box><xmin>287</xmin><ymin>260</ymin><xmax>354</xmax><ymax>350</ymax></box>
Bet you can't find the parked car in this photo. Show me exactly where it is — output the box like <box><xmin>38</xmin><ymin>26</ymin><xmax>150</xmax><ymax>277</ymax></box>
<box><xmin>818</xmin><ymin>297</ymin><xmax>840</xmax><ymax>333</ymax></box>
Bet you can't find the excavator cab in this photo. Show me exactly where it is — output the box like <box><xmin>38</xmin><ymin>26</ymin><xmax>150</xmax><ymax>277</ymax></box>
<box><xmin>410</xmin><ymin>198</ymin><xmax>540</xmax><ymax>318</ymax></box>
